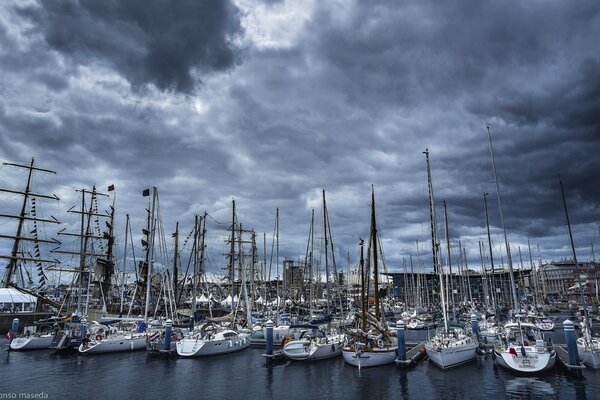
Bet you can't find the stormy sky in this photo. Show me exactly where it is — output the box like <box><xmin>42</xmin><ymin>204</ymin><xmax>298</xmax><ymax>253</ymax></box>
<box><xmin>1</xmin><ymin>0</ymin><xmax>599</xmax><ymax>284</ymax></box>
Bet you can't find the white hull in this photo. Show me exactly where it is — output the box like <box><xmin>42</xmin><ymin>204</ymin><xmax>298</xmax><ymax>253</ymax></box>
<box><xmin>9</xmin><ymin>335</ymin><xmax>54</xmax><ymax>350</ymax></box>
<box><xmin>424</xmin><ymin>341</ymin><xmax>478</xmax><ymax>369</ymax></box>
<box><xmin>283</xmin><ymin>336</ymin><xmax>344</xmax><ymax>361</ymax></box>
<box><xmin>79</xmin><ymin>335</ymin><xmax>147</xmax><ymax>354</ymax></box>
<box><xmin>342</xmin><ymin>346</ymin><xmax>397</xmax><ymax>368</ymax></box>
<box><xmin>577</xmin><ymin>342</ymin><xmax>600</xmax><ymax>369</ymax></box>
<box><xmin>493</xmin><ymin>347</ymin><xmax>556</xmax><ymax>373</ymax></box>
<box><xmin>176</xmin><ymin>333</ymin><xmax>250</xmax><ymax>357</ymax></box>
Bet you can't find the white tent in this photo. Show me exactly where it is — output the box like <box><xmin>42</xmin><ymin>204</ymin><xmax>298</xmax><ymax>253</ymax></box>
<box><xmin>0</xmin><ymin>288</ymin><xmax>37</xmax><ymax>311</ymax></box>
<box><xmin>220</xmin><ymin>294</ymin><xmax>233</xmax><ymax>306</ymax></box>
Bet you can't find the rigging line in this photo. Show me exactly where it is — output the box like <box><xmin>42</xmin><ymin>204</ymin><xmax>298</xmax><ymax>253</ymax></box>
<box><xmin>206</xmin><ymin>213</ymin><xmax>227</xmax><ymax>225</ymax></box>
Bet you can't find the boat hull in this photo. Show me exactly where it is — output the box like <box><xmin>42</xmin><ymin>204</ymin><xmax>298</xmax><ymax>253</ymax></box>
<box><xmin>283</xmin><ymin>337</ymin><xmax>343</xmax><ymax>361</ymax></box>
<box><xmin>424</xmin><ymin>342</ymin><xmax>478</xmax><ymax>369</ymax></box>
<box><xmin>342</xmin><ymin>347</ymin><xmax>398</xmax><ymax>368</ymax></box>
<box><xmin>176</xmin><ymin>334</ymin><xmax>250</xmax><ymax>357</ymax></box>
<box><xmin>577</xmin><ymin>343</ymin><xmax>600</xmax><ymax>369</ymax></box>
<box><xmin>493</xmin><ymin>348</ymin><xmax>556</xmax><ymax>373</ymax></box>
<box><xmin>79</xmin><ymin>335</ymin><xmax>147</xmax><ymax>354</ymax></box>
<box><xmin>9</xmin><ymin>335</ymin><xmax>54</xmax><ymax>350</ymax></box>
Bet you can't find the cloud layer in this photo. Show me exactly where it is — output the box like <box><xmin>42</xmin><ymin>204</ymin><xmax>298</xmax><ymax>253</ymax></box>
<box><xmin>0</xmin><ymin>0</ymin><xmax>599</xmax><ymax>282</ymax></box>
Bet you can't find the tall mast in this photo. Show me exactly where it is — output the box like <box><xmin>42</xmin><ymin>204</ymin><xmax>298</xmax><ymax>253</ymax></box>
<box><xmin>173</xmin><ymin>222</ymin><xmax>179</xmax><ymax>304</ymax></box>
<box><xmin>371</xmin><ymin>186</ymin><xmax>381</xmax><ymax>320</ymax></box>
<box><xmin>229</xmin><ymin>200</ymin><xmax>236</xmax><ymax>299</ymax></box>
<box><xmin>144</xmin><ymin>187</ymin><xmax>157</xmax><ymax>322</ymax></box>
<box><xmin>322</xmin><ymin>189</ymin><xmax>331</xmax><ymax>315</ymax></box>
<box><xmin>559</xmin><ymin>177</ymin><xmax>585</xmax><ymax>309</ymax></box>
<box><xmin>483</xmin><ymin>192</ymin><xmax>497</xmax><ymax>307</ymax></box>
<box><xmin>443</xmin><ymin>200</ymin><xmax>455</xmax><ymax>315</ymax></box>
<box><xmin>359</xmin><ymin>238</ymin><xmax>366</xmax><ymax>331</ymax></box>
<box><xmin>424</xmin><ymin>148</ymin><xmax>448</xmax><ymax>333</ymax></box>
<box><xmin>1</xmin><ymin>158</ymin><xmax>59</xmax><ymax>287</ymax></box>
<box><xmin>191</xmin><ymin>215</ymin><xmax>199</xmax><ymax>323</ymax></box>
<box><xmin>119</xmin><ymin>214</ymin><xmax>130</xmax><ymax>317</ymax></box>
<box><xmin>275</xmin><ymin>208</ymin><xmax>280</xmax><ymax>312</ymax></box>
<box><xmin>486</xmin><ymin>124</ymin><xmax>518</xmax><ymax>311</ymax></box>
<box><xmin>199</xmin><ymin>212</ymin><xmax>207</xmax><ymax>313</ymax></box>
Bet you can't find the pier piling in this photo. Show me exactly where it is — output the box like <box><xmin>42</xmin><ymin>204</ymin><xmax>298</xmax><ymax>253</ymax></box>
<box><xmin>471</xmin><ymin>314</ymin><xmax>479</xmax><ymax>337</ymax></box>
<box><xmin>563</xmin><ymin>319</ymin><xmax>579</xmax><ymax>365</ymax></box>
<box><xmin>397</xmin><ymin>320</ymin><xmax>406</xmax><ymax>361</ymax></box>
<box><xmin>163</xmin><ymin>320</ymin><xmax>173</xmax><ymax>351</ymax></box>
<box><xmin>266</xmin><ymin>320</ymin><xmax>273</xmax><ymax>356</ymax></box>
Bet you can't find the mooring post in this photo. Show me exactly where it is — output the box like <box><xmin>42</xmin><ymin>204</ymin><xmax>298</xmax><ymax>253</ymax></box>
<box><xmin>563</xmin><ymin>319</ymin><xmax>579</xmax><ymax>366</ymax></box>
<box><xmin>163</xmin><ymin>319</ymin><xmax>173</xmax><ymax>351</ymax></box>
<box><xmin>397</xmin><ymin>320</ymin><xmax>406</xmax><ymax>361</ymax></box>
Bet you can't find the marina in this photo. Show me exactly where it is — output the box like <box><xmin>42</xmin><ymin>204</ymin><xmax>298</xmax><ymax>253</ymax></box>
<box><xmin>1</xmin><ymin>1</ymin><xmax>600</xmax><ymax>399</ymax></box>
<box><xmin>2</xmin><ymin>327</ymin><xmax>599</xmax><ymax>399</ymax></box>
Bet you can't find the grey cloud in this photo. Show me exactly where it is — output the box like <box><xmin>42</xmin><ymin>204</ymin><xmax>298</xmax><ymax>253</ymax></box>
<box><xmin>18</xmin><ymin>0</ymin><xmax>244</xmax><ymax>93</ymax></box>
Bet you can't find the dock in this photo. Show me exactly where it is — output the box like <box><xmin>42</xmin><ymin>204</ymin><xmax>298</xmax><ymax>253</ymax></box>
<box><xmin>555</xmin><ymin>345</ymin><xmax>585</xmax><ymax>376</ymax></box>
<box><xmin>262</xmin><ymin>349</ymin><xmax>287</xmax><ymax>364</ymax></box>
<box><xmin>395</xmin><ymin>341</ymin><xmax>426</xmax><ymax>367</ymax></box>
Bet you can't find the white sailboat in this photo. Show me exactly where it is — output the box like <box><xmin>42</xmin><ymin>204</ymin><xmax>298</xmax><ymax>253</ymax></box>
<box><xmin>282</xmin><ymin>327</ymin><xmax>345</xmax><ymax>361</ymax></box>
<box><xmin>577</xmin><ymin>317</ymin><xmax>600</xmax><ymax>369</ymax></box>
<box><xmin>483</xmin><ymin>127</ymin><xmax>555</xmax><ymax>374</ymax></box>
<box><xmin>342</xmin><ymin>188</ymin><xmax>398</xmax><ymax>369</ymax></box>
<box><xmin>79</xmin><ymin>321</ymin><xmax>147</xmax><ymax>353</ymax></box>
<box><xmin>493</xmin><ymin>320</ymin><xmax>556</xmax><ymax>373</ymax></box>
<box><xmin>422</xmin><ymin>149</ymin><xmax>478</xmax><ymax>369</ymax></box>
<box><xmin>176</xmin><ymin>323</ymin><xmax>250</xmax><ymax>357</ymax></box>
<box><xmin>9</xmin><ymin>331</ymin><xmax>54</xmax><ymax>350</ymax></box>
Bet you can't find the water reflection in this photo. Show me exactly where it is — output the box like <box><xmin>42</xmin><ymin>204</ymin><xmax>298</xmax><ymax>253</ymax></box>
<box><xmin>505</xmin><ymin>377</ymin><xmax>557</xmax><ymax>399</ymax></box>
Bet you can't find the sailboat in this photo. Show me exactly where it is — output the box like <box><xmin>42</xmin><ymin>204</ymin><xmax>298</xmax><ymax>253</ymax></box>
<box><xmin>493</xmin><ymin>318</ymin><xmax>556</xmax><ymax>373</ymax></box>
<box><xmin>421</xmin><ymin>149</ymin><xmax>478</xmax><ymax>369</ymax></box>
<box><xmin>342</xmin><ymin>187</ymin><xmax>398</xmax><ymax>369</ymax></box>
<box><xmin>283</xmin><ymin>198</ymin><xmax>345</xmax><ymax>361</ymax></box>
<box><xmin>577</xmin><ymin>315</ymin><xmax>600</xmax><ymax>369</ymax></box>
<box><xmin>79</xmin><ymin>187</ymin><xmax>162</xmax><ymax>354</ymax></box>
<box><xmin>484</xmin><ymin>126</ymin><xmax>556</xmax><ymax>373</ymax></box>
<box><xmin>559</xmin><ymin>178</ymin><xmax>599</xmax><ymax>369</ymax></box>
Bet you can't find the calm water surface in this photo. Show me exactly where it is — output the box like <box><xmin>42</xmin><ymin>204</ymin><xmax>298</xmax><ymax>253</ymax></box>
<box><xmin>0</xmin><ymin>332</ymin><xmax>598</xmax><ymax>400</ymax></box>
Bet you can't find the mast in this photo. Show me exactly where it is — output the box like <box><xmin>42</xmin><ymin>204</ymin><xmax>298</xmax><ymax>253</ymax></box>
<box><xmin>144</xmin><ymin>187</ymin><xmax>157</xmax><ymax>322</ymax></box>
<box><xmin>559</xmin><ymin>177</ymin><xmax>585</xmax><ymax>309</ymax></box>
<box><xmin>486</xmin><ymin>124</ymin><xmax>518</xmax><ymax>311</ymax></box>
<box><xmin>309</xmin><ymin>209</ymin><xmax>315</xmax><ymax>317</ymax></box>
<box><xmin>173</xmin><ymin>222</ymin><xmax>179</xmax><ymax>304</ymax></box>
<box><xmin>443</xmin><ymin>200</ymin><xmax>455</xmax><ymax>316</ymax></box>
<box><xmin>2</xmin><ymin>158</ymin><xmax>59</xmax><ymax>288</ymax></box>
<box><xmin>527</xmin><ymin>239</ymin><xmax>540</xmax><ymax>307</ymax></box>
<box><xmin>483</xmin><ymin>193</ymin><xmax>498</xmax><ymax>307</ymax></box>
<box><xmin>119</xmin><ymin>214</ymin><xmax>129</xmax><ymax>317</ymax></box>
<box><xmin>191</xmin><ymin>215</ymin><xmax>199</xmax><ymax>325</ymax></box>
<box><xmin>322</xmin><ymin>189</ymin><xmax>331</xmax><ymax>315</ymax></box>
<box><xmin>276</xmin><ymin>208</ymin><xmax>280</xmax><ymax>313</ymax></box>
<box><xmin>359</xmin><ymin>238</ymin><xmax>366</xmax><ymax>331</ymax></box>
<box><xmin>229</xmin><ymin>200</ymin><xmax>236</xmax><ymax>299</ymax></box>
<box><xmin>199</xmin><ymin>212</ymin><xmax>208</xmax><ymax>317</ymax></box>
<box><xmin>371</xmin><ymin>186</ymin><xmax>381</xmax><ymax>320</ymax></box>
<box><xmin>424</xmin><ymin>148</ymin><xmax>448</xmax><ymax>333</ymax></box>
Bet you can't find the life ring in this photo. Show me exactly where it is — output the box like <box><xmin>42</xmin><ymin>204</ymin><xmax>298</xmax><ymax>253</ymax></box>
<box><xmin>377</xmin><ymin>339</ymin><xmax>384</xmax><ymax>348</ymax></box>
<box><xmin>95</xmin><ymin>334</ymin><xmax>103</xmax><ymax>341</ymax></box>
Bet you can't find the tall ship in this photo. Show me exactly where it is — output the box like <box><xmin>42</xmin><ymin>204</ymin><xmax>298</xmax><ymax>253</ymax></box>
<box><xmin>1</xmin><ymin>158</ymin><xmax>61</xmax><ymax>335</ymax></box>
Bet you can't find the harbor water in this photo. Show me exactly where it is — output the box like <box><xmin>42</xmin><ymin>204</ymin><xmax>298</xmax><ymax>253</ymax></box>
<box><xmin>1</xmin><ymin>328</ymin><xmax>599</xmax><ymax>400</ymax></box>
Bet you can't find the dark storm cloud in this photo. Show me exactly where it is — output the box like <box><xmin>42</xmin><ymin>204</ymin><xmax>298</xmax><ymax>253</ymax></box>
<box><xmin>1</xmin><ymin>0</ymin><xmax>599</xmax><ymax>275</ymax></box>
<box><xmin>18</xmin><ymin>0</ymin><xmax>244</xmax><ymax>93</ymax></box>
